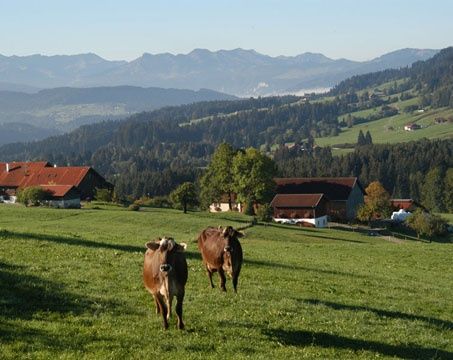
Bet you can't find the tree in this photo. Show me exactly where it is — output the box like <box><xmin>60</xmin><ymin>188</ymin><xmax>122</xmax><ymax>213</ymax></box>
<box><xmin>232</xmin><ymin>148</ymin><xmax>277</xmax><ymax>206</ymax></box>
<box><xmin>444</xmin><ymin>168</ymin><xmax>453</xmax><ymax>212</ymax></box>
<box><xmin>200</xmin><ymin>143</ymin><xmax>236</xmax><ymax>210</ymax></box>
<box><xmin>406</xmin><ymin>209</ymin><xmax>448</xmax><ymax>240</ymax></box>
<box><xmin>356</xmin><ymin>181</ymin><xmax>392</xmax><ymax>222</ymax></box>
<box><xmin>170</xmin><ymin>182</ymin><xmax>198</xmax><ymax>213</ymax></box>
<box><xmin>346</xmin><ymin>114</ymin><xmax>354</xmax><ymax>128</ymax></box>
<box><xmin>421</xmin><ymin>167</ymin><xmax>445</xmax><ymax>212</ymax></box>
<box><xmin>357</xmin><ymin>130</ymin><xmax>366</xmax><ymax>146</ymax></box>
<box><xmin>365</xmin><ymin>131</ymin><xmax>373</xmax><ymax>145</ymax></box>
<box><xmin>17</xmin><ymin>186</ymin><xmax>48</xmax><ymax>207</ymax></box>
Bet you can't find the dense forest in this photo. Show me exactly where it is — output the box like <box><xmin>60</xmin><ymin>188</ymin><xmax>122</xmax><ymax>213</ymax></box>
<box><xmin>1</xmin><ymin>48</ymin><xmax>452</xmax><ymax>209</ymax></box>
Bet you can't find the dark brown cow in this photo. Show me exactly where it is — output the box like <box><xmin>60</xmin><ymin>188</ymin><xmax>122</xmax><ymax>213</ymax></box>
<box><xmin>143</xmin><ymin>237</ymin><xmax>188</xmax><ymax>329</ymax></box>
<box><xmin>197</xmin><ymin>226</ymin><xmax>243</xmax><ymax>292</ymax></box>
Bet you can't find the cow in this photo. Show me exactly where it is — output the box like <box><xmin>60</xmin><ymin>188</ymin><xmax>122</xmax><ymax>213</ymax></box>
<box><xmin>143</xmin><ymin>237</ymin><xmax>188</xmax><ymax>330</ymax></box>
<box><xmin>197</xmin><ymin>226</ymin><xmax>243</xmax><ymax>293</ymax></box>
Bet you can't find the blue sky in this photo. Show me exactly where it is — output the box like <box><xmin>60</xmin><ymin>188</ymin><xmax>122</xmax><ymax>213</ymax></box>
<box><xmin>1</xmin><ymin>0</ymin><xmax>452</xmax><ymax>61</ymax></box>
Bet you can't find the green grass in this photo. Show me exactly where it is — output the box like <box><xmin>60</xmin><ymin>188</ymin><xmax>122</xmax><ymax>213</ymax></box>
<box><xmin>317</xmin><ymin>106</ymin><xmax>453</xmax><ymax>147</ymax></box>
<box><xmin>1</xmin><ymin>204</ymin><xmax>452</xmax><ymax>359</ymax></box>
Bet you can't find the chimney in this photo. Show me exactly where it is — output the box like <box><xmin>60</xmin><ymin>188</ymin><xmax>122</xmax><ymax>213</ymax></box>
<box><xmin>6</xmin><ymin>163</ymin><xmax>9</xmax><ymax>172</ymax></box>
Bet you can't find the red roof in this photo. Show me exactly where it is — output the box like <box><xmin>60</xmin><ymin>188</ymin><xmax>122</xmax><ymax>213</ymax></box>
<box><xmin>391</xmin><ymin>199</ymin><xmax>415</xmax><ymax>210</ymax></box>
<box><xmin>22</xmin><ymin>167</ymin><xmax>90</xmax><ymax>188</ymax></box>
<box><xmin>0</xmin><ymin>162</ymin><xmax>52</xmax><ymax>187</ymax></box>
<box><xmin>275</xmin><ymin>177</ymin><xmax>364</xmax><ymax>201</ymax></box>
<box><xmin>40</xmin><ymin>185</ymin><xmax>78</xmax><ymax>197</ymax></box>
<box><xmin>0</xmin><ymin>163</ymin><xmax>91</xmax><ymax>189</ymax></box>
<box><xmin>271</xmin><ymin>194</ymin><xmax>325</xmax><ymax>208</ymax></box>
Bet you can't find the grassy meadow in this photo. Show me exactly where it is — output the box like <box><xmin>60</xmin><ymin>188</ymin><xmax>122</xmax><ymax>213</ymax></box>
<box><xmin>0</xmin><ymin>204</ymin><xmax>452</xmax><ymax>359</ymax></box>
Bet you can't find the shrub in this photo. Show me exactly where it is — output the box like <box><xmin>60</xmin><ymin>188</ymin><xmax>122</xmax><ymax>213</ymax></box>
<box><xmin>95</xmin><ymin>188</ymin><xmax>113</xmax><ymax>202</ymax></box>
<box><xmin>244</xmin><ymin>199</ymin><xmax>255</xmax><ymax>216</ymax></box>
<box><xmin>128</xmin><ymin>204</ymin><xmax>140</xmax><ymax>211</ymax></box>
<box><xmin>405</xmin><ymin>209</ymin><xmax>448</xmax><ymax>239</ymax></box>
<box><xmin>17</xmin><ymin>186</ymin><xmax>48</xmax><ymax>206</ymax></box>
<box><xmin>256</xmin><ymin>204</ymin><xmax>273</xmax><ymax>222</ymax></box>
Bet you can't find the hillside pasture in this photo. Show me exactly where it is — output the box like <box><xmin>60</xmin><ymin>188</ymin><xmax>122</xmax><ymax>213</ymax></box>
<box><xmin>0</xmin><ymin>204</ymin><xmax>452</xmax><ymax>359</ymax></box>
<box><xmin>317</xmin><ymin>106</ymin><xmax>453</xmax><ymax>148</ymax></box>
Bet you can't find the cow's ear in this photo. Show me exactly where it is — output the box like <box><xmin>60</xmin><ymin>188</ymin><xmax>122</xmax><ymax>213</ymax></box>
<box><xmin>236</xmin><ymin>231</ymin><xmax>245</xmax><ymax>238</ymax></box>
<box><xmin>145</xmin><ymin>241</ymin><xmax>160</xmax><ymax>251</ymax></box>
<box><xmin>222</xmin><ymin>226</ymin><xmax>233</xmax><ymax>237</ymax></box>
<box><xmin>175</xmin><ymin>243</ymin><xmax>187</xmax><ymax>252</ymax></box>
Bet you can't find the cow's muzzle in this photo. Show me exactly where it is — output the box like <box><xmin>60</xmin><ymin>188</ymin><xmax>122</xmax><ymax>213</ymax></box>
<box><xmin>160</xmin><ymin>264</ymin><xmax>172</xmax><ymax>272</ymax></box>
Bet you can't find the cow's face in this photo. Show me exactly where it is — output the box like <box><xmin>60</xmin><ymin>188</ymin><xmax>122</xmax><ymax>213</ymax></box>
<box><xmin>145</xmin><ymin>237</ymin><xmax>187</xmax><ymax>273</ymax></box>
<box><xmin>221</xmin><ymin>226</ymin><xmax>244</xmax><ymax>253</ymax></box>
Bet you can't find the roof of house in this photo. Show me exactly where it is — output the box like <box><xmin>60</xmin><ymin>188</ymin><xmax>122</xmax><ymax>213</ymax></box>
<box><xmin>22</xmin><ymin>167</ymin><xmax>91</xmax><ymax>188</ymax></box>
<box><xmin>40</xmin><ymin>185</ymin><xmax>80</xmax><ymax>197</ymax></box>
<box><xmin>274</xmin><ymin>177</ymin><xmax>364</xmax><ymax>201</ymax></box>
<box><xmin>270</xmin><ymin>193</ymin><xmax>325</xmax><ymax>208</ymax></box>
<box><xmin>390</xmin><ymin>198</ymin><xmax>424</xmax><ymax>210</ymax></box>
<box><xmin>0</xmin><ymin>162</ymin><xmax>52</xmax><ymax>187</ymax></box>
<box><xmin>0</xmin><ymin>163</ymin><xmax>91</xmax><ymax>188</ymax></box>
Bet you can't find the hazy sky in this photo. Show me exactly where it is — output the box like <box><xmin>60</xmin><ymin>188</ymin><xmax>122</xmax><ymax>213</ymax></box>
<box><xmin>1</xmin><ymin>0</ymin><xmax>452</xmax><ymax>61</ymax></box>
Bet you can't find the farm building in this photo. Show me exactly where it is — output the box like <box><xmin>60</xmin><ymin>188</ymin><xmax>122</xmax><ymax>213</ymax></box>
<box><xmin>0</xmin><ymin>161</ymin><xmax>112</xmax><ymax>206</ymax></box>
<box><xmin>404</xmin><ymin>123</ymin><xmax>421</xmax><ymax>131</ymax></box>
<box><xmin>271</xmin><ymin>193</ymin><xmax>328</xmax><ymax>227</ymax></box>
<box><xmin>209</xmin><ymin>193</ymin><xmax>243</xmax><ymax>213</ymax></box>
<box><xmin>40</xmin><ymin>185</ymin><xmax>82</xmax><ymax>208</ymax></box>
<box><xmin>274</xmin><ymin>177</ymin><xmax>365</xmax><ymax>221</ymax></box>
<box><xmin>390</xmin><ymin>198</ymin><xmax>425</xmax><ymax>212</ymax></box>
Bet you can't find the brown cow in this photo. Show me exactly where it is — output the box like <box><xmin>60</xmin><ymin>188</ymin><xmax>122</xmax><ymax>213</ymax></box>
<box><xmin>143</xmin><ymin>237</ymin><xmax>188</xmax><ymax>329</ymax></box>
<box><xmin>197</xmin><ymin>226</ymin><xmax>243</xmax><ymax>293</ymax></box>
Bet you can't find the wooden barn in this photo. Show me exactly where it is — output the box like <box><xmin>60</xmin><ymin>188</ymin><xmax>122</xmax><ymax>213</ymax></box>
<box><xmin>0</xmin><ymin>161</ymin><xmax>112</xmax><ymax>206</ymax></box>
<box><xmin>274</xmin><ymin>177</ymin><xmax>365</xmax><ymax>221</ymax></box>
<box><xmin>271</xmin><ymin>193</ymin><xmax>329</xmax><ymax>227</ymax></box>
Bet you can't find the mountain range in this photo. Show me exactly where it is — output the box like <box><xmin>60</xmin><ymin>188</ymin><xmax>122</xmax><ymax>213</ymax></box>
<box><xmin>0</xmin><ymin>48</ymin><xmax>438</xmax><ymax>96</ymax></box>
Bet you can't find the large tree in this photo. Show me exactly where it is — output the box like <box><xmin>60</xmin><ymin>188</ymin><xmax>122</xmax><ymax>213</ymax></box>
<box><xmin>200</xmin><ymin>143</ymin><xmax>236</xmax><ymax>209</ymax></box>
<box><xmin>232</xmin><ymin>147</ymin><xmax>277</xmax><ymax>207</ymax></box>
<box><xmin>357</xmin><ymin>181</ymin><xmax>392</xmax><ymax>222</ymax></box>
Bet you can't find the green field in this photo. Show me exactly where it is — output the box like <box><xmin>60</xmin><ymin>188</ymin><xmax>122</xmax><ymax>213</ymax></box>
<box><xmin>1</xmin><ymin>204</ymin><xmax>452</xmax><ymax>359</ymax></box>
<box><xmin>317</xmin><ymin>106</ymin><xmax>453</xmax><ymax>148</ymax></box>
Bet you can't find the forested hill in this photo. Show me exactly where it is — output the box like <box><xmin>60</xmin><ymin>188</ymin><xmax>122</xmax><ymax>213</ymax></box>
<box><xmin>1</xmin><ymin>47</ymin><xmax>452</xmax><ymax>203</ymax></box>
<box><xmin>330</xmin><ymin>47</ymin><xmax>453</xmax><ymax>108</ymax></box>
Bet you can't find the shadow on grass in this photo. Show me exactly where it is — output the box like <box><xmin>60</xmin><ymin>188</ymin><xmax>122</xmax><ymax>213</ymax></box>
<box><xmin>299</xmin><ymin>298</ymin><xmax>453</xmax><ymax>330</ymax></box>
<box><xmin>0</xmin><ymin>261</ymin><xmax>119</xmax><ymax>320</ymax></box>
<box><xmin>244</xmin><ymin>258</ymin><xmax>370</xmax><ymax>279</ymax></box>
<box><xmin>0</xmin><ymin>260</ymin><xmax>117</xmax><ymax>350</ymax></box>
<box><xmin>264</xmin><ymin>328</ymin><xmax>453</xmax><ymax>359</ymax></box>
<box><xmin>2</xmin><ymin>229</ymin><xmax>144</xmax><ymax>253</ymax></box>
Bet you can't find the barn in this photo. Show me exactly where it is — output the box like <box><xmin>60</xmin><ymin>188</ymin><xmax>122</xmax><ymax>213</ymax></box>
<box><xmin>271</xmin><ymin>193</ymin><xmax>329</xmax><ymax>227</ymax></box>
<box><xmin>274</xmin><ymin>177</ymin><xmax>365</xmax><ymax>221</ymax></box>
<box><xmin>0</xmin><ymin>161</ymin><xmax>112</xmax><ymax>206</ymax></box>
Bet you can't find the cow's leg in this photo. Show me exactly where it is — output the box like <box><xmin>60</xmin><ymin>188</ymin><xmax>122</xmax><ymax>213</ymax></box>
<box><xmin>153</xmin><ymin>294</ymin><xmax>160</xmax><ymax>314</ymax></box>
<box><xmin>206</xmin><ymin>265</ymin><xmax>214</xmax><ymax>288</ymax></box>
<box><xmin>232</xmin><ymin>273</ymin><xmax>239</xmax><ymax>293</ymax></box>
<box><xmin>175</xmin><ymin>292</ymin><xmax>185</xmax><ymax>330</ymax></box>
<box><xmin>218</xmin><ymin>268</ymin><xmax>227</xmax><ymax>292</ymax></box>
<box><xmin>156</xmin><ymin>294</ymin><xmax>169</xmax><ymax>329</ymax></box>
<box><xmin>166</xmin><ymin>295</ymin><xmax>172</xmax><ymax>321</ymax></box>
